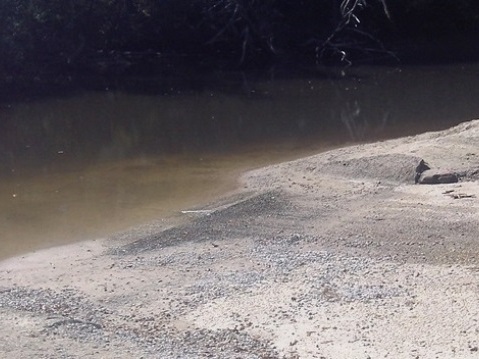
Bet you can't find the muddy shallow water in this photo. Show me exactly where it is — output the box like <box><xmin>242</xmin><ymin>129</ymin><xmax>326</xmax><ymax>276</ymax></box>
<box><xmin>0</xmin><ymin>141</ymin><xmax>334</xmax><ymax>260</ymax></box>
<box><xmin>1</xmin><ymin>64</ymin><xmax>479</xmax><ymax>259</ymax></box>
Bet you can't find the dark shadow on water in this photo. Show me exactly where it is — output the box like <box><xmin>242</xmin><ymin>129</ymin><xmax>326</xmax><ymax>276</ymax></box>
<box><xmin>2</xmin><ymin>64</ymin><xmax>478</xmax><ymax>174</ymax></box>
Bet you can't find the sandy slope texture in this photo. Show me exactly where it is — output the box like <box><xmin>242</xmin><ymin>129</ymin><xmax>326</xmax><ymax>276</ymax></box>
<box><xmin>0</xmin><ymin>120</ymin><xmax>479</xmax><ymax>359</ymax></box>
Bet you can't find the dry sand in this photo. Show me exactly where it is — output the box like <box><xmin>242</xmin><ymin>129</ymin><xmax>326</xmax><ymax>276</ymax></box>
<box><xmin>1</xmin><ymin>120</ymin><xmax>479</xmax><ymax>358</ymax></box>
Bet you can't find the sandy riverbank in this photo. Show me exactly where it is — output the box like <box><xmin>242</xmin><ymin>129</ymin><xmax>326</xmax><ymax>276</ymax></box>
<box><xmin>1</xmin><ymin>120</ymin><xmax>479</xmax><ymax>358</ymax></box>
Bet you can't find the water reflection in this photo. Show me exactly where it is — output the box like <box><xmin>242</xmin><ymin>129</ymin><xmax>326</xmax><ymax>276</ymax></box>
<box><xmin>1</xmin><ymin>64</ymin><xmax>478</xmax><ymax>259</ymax></box>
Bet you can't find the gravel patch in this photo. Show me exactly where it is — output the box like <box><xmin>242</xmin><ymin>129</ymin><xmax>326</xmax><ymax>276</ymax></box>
<box><xmin>0</xmin><ymin>286</ymin><xmax>102</xmax><ymax>325</ymax></box>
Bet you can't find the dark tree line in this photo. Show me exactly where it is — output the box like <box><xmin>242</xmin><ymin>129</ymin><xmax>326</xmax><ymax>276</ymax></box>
<box><xmin>1</xmin><ymin>0</ymin><xmax>479</xmax><ymax>83</ymax></box>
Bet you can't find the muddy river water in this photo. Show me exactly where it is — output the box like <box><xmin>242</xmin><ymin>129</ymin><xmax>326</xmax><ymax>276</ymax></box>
<box><xmin>1</xmin><ymin>64</ymin><xmax>479</xmax><ymax>259</ymax></box>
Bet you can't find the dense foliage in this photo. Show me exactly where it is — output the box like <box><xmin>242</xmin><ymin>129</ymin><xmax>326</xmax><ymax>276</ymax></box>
<box><xmin>1</xmin><ymin>0</ymin><xmax>479</xmax><ymax>81</ymax></box>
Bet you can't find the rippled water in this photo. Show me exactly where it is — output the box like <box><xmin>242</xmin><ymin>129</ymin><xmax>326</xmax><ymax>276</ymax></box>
<box><xmin>1</xmin><ymin>64</ymin><xmax>478</xmax><ymax>259</ymax></box>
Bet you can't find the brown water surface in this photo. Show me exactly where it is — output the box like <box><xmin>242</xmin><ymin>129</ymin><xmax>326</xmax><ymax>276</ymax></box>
<box><xmin>0</xmin><ymin>137</ymin><xmax>332</xmax><ymax>260</ymax></box>
<box><xmin>1</xmin><ymin>64</ymin><xmax>479</xmax><ymax>260</ymax></box>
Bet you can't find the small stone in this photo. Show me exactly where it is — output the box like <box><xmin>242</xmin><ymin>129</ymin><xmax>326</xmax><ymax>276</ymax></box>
<box><xmin>415</xmin><ymin>159</ymin><xmax>431</xmax><ymax>183</ymax></box>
